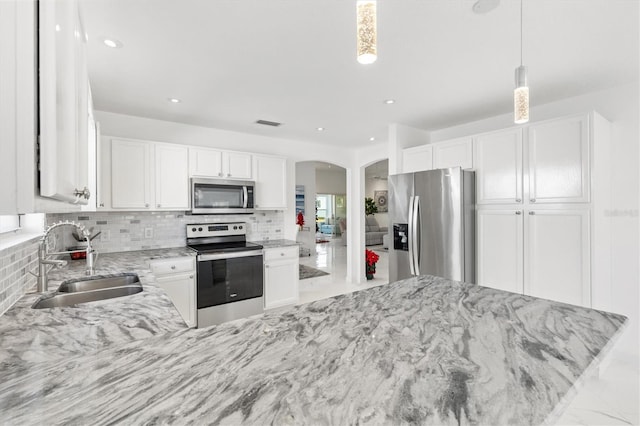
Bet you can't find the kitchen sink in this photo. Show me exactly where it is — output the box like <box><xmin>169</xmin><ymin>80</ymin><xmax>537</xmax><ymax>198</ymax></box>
<box><xmin>57</xmin><ymin>273</ymin><xmax>140</xmax><ymax>292</ymax></box>
<box><xmin>32</xmin><ymin>274</ymin><xmax>143</xmax><ymax>309</ymax></box>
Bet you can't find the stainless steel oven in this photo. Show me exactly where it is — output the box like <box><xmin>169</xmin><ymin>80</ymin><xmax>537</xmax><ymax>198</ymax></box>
<box><xmin>191</xmin><ymin>178</ymin><xmax>255</xmax><ymax>215</ymax></box>
<box><xmin>187</xmin><ymin>223</ymin><xmax>264</xmax><ymax>327</ymax></box>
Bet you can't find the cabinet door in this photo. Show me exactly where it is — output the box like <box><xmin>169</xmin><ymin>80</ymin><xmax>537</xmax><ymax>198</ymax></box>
<box><xmin>402</xmin><ymin>145</ymin><xmax>433</xmax><ymax>173</ymax></box>
<box><xmin>155</xmin><ymin>144</ymin><xmax>189</xmax><ymax>210</ymax></box>
<box><xmin>253</xmin><ymin>155</ymin><xmax>287</xmax><ymax>209</ymax></box>
<box><xmin>475</xmin><ymin>129</ymin><xmax>523</xmax><ymax>204</ymax></box>
<box><xmin>189</xmin><ymin>147</ymin><xmax>223</xmax><ymax>178</ymax></box>
<box><xmin>525</xmin><ymin>209</ymin><xmax>590</xmax><ymax>307</ymax></box>
<box><xmin>156</xmin><ymin>273</ymin><xmax>196</xmax><ymax>328</ymax></box>
<box><xmin>111</xmin><ymin>139</ymin><xmax>151</xmax><ymax>209</ymax></box>
<box><xmin>433</xmin><ymin>138</ymin><xmax>473</xmax><ymax>170</ymax></box>
<box><xmin>224</xmin><ymin>152</ymin><xmax>252</xmax><ymax>179</ymax></box>
<box><xmin>528</xmin><ymin>115</ymin><xmax>589</xmax><ymax>203</ymax></box>
<box><xmin>476</xmin><ymin>209</ymin><xmax>524</xmax><ymax>294</ymax></box>
<box><xmin>264</xmin><ymin>259</ymin><xmax>299</xmax><ymax>309</ymax></box>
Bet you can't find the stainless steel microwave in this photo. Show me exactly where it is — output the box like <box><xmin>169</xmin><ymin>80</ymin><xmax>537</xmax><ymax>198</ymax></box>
<box><xmin>191</xmin><ymin>178</ymin><xmax>255</xmax><ymax>214</ymax></box>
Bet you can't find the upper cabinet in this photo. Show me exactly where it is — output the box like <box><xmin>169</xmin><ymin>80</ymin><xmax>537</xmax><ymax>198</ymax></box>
<box><xmin>253</xmin><ymin>155</ymin><xmax>287</xmax><ymax>210</ymax></box>
<box><xmin>110</xmin><ymin>139</ymin><xmax>152</xmax><ymax>210</ymax></box>
<box><xmin>38</xmin><ymin>0</ymin><xmax>92</xmax><ymax>204</ymax></box>
<box><xmin>528</xmin><ymin>115</ymin><xmax>590</xmax><ymax>204</ymax></box>
<box><xmin>155</xmin><ymin>143</ymin><xmax>189</xmax><ymax>210</ymax></box>
<box><xmin>402</xmin><ymin>145</ymin><xmax>433</xmax><ymax>173</ymax></box>
<box><xmin>433</xmin><ymin>137</ymin><xmax>473</xmax><ymax>170</ymax></box>
<box><xmin>189</xmin><ymin>148</ymin><xmax>252</xmax><ymax>179</ymax></box>
<box><xmin>475</xmin><ymin>128</ymin><xmax>523</xmax><ymax>205</ymax></box>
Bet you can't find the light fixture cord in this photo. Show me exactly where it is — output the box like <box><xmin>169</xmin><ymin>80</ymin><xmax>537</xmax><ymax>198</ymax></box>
<box><xmin>520</xmin><ymin>0</ymin><xmax>523</xmax><ymax>66</ymax></box>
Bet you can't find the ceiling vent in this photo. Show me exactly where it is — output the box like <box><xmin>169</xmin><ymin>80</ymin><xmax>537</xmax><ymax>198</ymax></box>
<box><xmin>255</xmin><ymin>119</ymin><xmax>282</xmax><ymax>127</ymax></box>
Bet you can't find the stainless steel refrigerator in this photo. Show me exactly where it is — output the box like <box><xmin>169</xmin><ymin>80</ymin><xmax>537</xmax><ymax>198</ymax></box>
<box><xmin>388</xmin><ymin>167</ymin><xmax>475</xmax><ymax>283</ymax></box>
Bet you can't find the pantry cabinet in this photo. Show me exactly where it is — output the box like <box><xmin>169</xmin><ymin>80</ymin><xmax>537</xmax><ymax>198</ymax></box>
<box><xmin>264</xmin><ymin>246</ymin><xmax>299</xmax><ymax>309</ymax></box>
<box><xmin>402</xmin><ymin>145</ymin><xmax>433</xmax><ymax>173</ymax></box>
<box><xmin>474</xmin><ymin>128</ymin><xmax>523</xmax><ymax>205</ymax></box>
<box><xmin>253</xmin><ymin>155</ymin><xmax>287</xmax><ymax>210</ymax></box>
<box><xmin>433</xmin><ymin>137</ymin><xmax>473</xmax><ymax>170</ymax></box>
<box><xmin>189</xmin><ymin>147</ymin><xmax>252</xmax><ymax>179</ymax></box>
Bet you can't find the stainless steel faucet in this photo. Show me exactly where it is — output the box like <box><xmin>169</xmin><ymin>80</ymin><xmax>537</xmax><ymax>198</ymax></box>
<box><xmin>30</xmin><ymin>221</ymin><xmax>98</xmax><ymax>292</ymax></box>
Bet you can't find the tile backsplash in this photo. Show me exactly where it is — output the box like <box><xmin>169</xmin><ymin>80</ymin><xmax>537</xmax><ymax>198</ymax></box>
<box><xmin>47</xmin><ymin>211</ymin><xmax>285</xmax><ymax>253</ymax></box>
<box><xmin>0</xmin><ymin>237</ymin><xmax>38</xmax><ymax>316</ymax></box>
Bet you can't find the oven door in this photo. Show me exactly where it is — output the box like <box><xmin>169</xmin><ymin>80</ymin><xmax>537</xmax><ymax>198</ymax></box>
<box><xmin>191</xmin><ymin>178</ymin><xmax>254</xmax><ymax>214</ymax></box>
<box><xmin>196</xmin><ymin>251</ymin><xmax>263</xmax><ymax>309</ymax></box>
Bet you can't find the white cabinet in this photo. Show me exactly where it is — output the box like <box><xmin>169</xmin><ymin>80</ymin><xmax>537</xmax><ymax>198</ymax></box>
<box><xmin>150</xmin><ymin>257</ymin><xmax>196</xmax><ymax>327</ymax></box>
<box><xmin>155</xmin><ymin>144</ymin><xmax>189</xmax><ymax>210</ymax></box>
<box><xmin>525</xmin><ymin>209</ymin><xmax>590</xmax><ymax>307</ymax></box>
<box><xmin>402</xmin><ymin>145</ymin><xmax>433</xmax><ymax>173</ymax></box>
<box><xmin>253</xmin><ymin>155</ymin><xmax>287</xmax><ymax>210</ymax></box>
<box><xmin>474</xmin><ymin>129</ymin><xmax>523</xmax><ymax>205</ymax></box>
<box><xmin>433</xmin><ymin>137</ymin><xmax>473</xmax><ymax>170</ymax></box>
<box><xmin>189</xmin><ymin>147</ymin><xmax>252</xmax><ymax>179</ymax></box>
<box><xmin>264</xmin><ymin>246</ymin><xmax>299</xmax><ymax>309</ymax></box>
<box><xmin>111</xmin><ymin>139</ymin><xmax>152</xmax><ymax>209</ymax></box>
<box><xmin>528</xmin><ymin>115</ymin><xmax>589</xmax><ymax>204</ymax></box>
<box><xmin>476</xmin><ymin>209</ymin><xmax>524</xmax><ymax>294</ymax></box>
<box><xmin>38</xmin><ymin>0</ymin><xmax>91</xmax><ymax>205</ymax></box>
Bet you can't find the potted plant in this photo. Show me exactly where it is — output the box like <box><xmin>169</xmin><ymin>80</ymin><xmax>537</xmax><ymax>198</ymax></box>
<box><xmin>365</xmin><ymin>197</ymin><xmax>378</xmax><ymax>216</ymax></box>
<box><xmin>365</xmin><ymin>249</ymin><xmax>380</xmax><ymax>280</ymax></box>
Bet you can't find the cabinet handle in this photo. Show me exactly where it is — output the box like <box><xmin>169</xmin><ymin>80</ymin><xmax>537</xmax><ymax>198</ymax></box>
<box><xmin>99</xmin><ymin>203</ymin><xmax>104</xmax><ymax>207</ymax></box>
<box><xmin>515</xmin><ymin>198</ymin><xmax>522</xmax><ymax>203</ymax></box>
<box><xmin>145</xmin><ymin>203</ymin><xmax>149</xmax><ymax>208</ymax></box>
<box><xmin>529</xmin><ymin>211</ymin><xmax>535</xmax><ymax>215</ymax></box>
<box><xmin>280</xmin><ymin>253</ymin><xmax>285</xmax><ymax>256</ymax></box>
<box><xmin>218</xmin><ymin>172</ymin><xmax>223</xmax><ymax>177</ymax></box>
<box><xmin>171</xmin><ymin>265</ymin><xmax>176</xmax><ymax>269</ymax></box>
<box><xmin>265</xmin><ymin>265</ymin><xmax>269</xmax><ymax>269</ymax></box>
<box><xmin>515</xmin><ymin>211</ymin><xmax>522</xmax><ymax>215</ymax></box>
<box><xmin>73</xmin><ymin>187</ymin><xmax>91</xmax><ymax>200</ymax></box>
<box><xmin>227</xmin><ymin>173</ymin><xmax>231</xmax><ymax>177</ymax></box>
<box><xmin>530</xmin><ymin>199</ymin><xmax>536</xmax><ymax>203</ymax></box>
<box><xmin>189</xmin><ymin>275</ymin><xmax>193</xmax><ymax>279</ymax></box>
<box><xmin>157</xmin><ymin>204</ymin><xmax>161</xmax><ymax>208</ymax></box>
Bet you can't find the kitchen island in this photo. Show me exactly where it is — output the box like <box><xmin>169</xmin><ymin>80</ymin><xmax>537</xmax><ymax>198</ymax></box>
<box><xmin>0</xmin><ymin>274</ymin><xmax>626</xmax><ymax>425</ymax></box>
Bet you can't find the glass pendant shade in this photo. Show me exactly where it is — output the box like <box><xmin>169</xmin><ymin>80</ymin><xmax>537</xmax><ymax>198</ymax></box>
<box><xmin>357</xmin><ymin>0</ymin><xmax>377</xmax><ymax>64</ymax></box>
<box><xmin>514</xmin><ymin>65</ymin><xmax>529</xmax><ymax>124</ymax></box>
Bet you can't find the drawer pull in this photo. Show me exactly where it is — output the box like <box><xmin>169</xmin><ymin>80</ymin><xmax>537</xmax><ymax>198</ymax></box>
<box><xmin>280</xmin><ymin>253</ymin><xmax>285</xmax><ymax>256</ymax></box>
<box><xmin>515</xmin><ymin>211</ymin><xmax>522</xmax><ymax>215</ymax></box>
<box><xmin>171</xmin><ymin>266</ymin><xmax>176</xmax><ymax>270</ymax></box>
<box><xmin>189</xmin><ymin>275</ymin><xmax>193</xmax><ymax>279</ymax></box>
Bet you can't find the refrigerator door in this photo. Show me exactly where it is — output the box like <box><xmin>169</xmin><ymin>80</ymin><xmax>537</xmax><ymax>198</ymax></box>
<box><xmin>413</xmin><ymin>168</ymin><xmax>464</xmax><ymax>281</ymax></box>
<box><xmin>388</xmin><ymin>172</ymin><xmax>414</xmax><ymax>282</ymax></box>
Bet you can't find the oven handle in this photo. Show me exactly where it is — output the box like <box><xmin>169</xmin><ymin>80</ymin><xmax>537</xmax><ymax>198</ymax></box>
<box><xmin>198</xmin><ymin>251</ymin><xmax>263</xmax><ymax>262</ymax></box>
<box><xmin>243</xmin><ymin>186</ymin><xmax>248</xmax><ymax>208</ymax></box>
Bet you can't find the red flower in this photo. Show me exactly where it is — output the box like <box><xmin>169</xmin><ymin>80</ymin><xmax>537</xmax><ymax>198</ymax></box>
<box><xmin>365</xmin><ymin>249</ymin><xmax>379</xmax><ymax>266</ymax></box>
<box><xmin>296</xmin><ymin>212</ymin><xmax>305</xmax><ymax>227</ymax></box>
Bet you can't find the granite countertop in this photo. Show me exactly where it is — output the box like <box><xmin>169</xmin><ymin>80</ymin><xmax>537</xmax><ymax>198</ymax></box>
<box><xmin>0</xmin><ymin>247</ymin><xmax>194</xmax><ymax>370</ymax></box>
<box><xmin>0</xmin><ymin>274</ymin><xmax>627</xmax><ymax>425</ymax></box>
<box><xmin>255</xmin><ymin>239</ymin><xmax>300</xmax><ymax>249</ymax></box>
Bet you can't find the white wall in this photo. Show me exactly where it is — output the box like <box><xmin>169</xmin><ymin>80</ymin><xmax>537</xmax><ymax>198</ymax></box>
<box><xmin>388</xmin><ymin>123</ymin><xmax>430</xmax><ymax>175</ymax></box>
<box><xmin>365</xmin><ymin>177</ymin><xmax>389</xmax><ymax>228</ymax></box>
<box><xmin>316</xmin><ymin>169</ymin><xmax>346</xmax><ymax>195</ymax></box>
<box><xmin>427</xmin><ymin>82</ymin><xmax>640</xmax><ymax>357</ymax></box>
<box><xmin>295</xmin><ymin>162</ymin><xmax>316</xmax><ymax>253</ymax></box>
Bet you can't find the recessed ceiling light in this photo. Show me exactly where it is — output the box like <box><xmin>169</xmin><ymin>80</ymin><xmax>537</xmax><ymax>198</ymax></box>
<box><xmin>168</xmin><ymin>98</ymin><xmax>181</xmax><ymax>103</ymax></box>
<box><xmin>317</xmin><ymin>127</ymin><xmax>325</xmax><ymax>131</ymax></box>
<box><xmin>383</xmin><ymin>99</ymin><xmax>395</xmax><ymax>104</ymax></box>
<box><xmin>55</xmin><ymin>24</ymin><xmax>61</xmax><ymax>32</ymax></box>
<box><xmin>102</xmin><ymin>37</ymin><xmax>123</xmax><ymax>49</ymax></box>
<box><xmin>370</xmin><ymin>137</ymin><xmax>376</xmax><ymax>141</ymax></box>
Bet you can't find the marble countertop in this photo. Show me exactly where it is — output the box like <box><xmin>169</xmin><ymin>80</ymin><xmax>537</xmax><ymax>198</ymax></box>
<box><xmin>0</xmin><ymin>274</ymin><xmax>627</xmax><ymax>425</ymax></box>
<box><xmin>0</xmin><ymin>247</ymin><xmax>194</xmax><ymax>370</ymax></box>
<box><xmin>255</xmin><ymin>239</ymin><xmax>300</xmax><ymax>249</ymax></box>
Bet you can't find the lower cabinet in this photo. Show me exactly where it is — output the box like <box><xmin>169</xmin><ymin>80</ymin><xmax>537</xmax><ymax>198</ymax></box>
<box><xmin>149</xmin><ymin>257</ymin><xmax>196</xmax><ymax>327</ymax></box>
<box><xmin>477</xmin><ymin>207</ymin><xmax>590</xmax><ymax>308</ymax></box>
<box><xmin>264</xmin><ymin>246</ymin><xmax>299</xmax><ymax>309</ymax></box>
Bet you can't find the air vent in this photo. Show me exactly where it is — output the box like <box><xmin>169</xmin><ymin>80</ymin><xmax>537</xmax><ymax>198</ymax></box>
<box><xmin>255</xmin><ymin>119</ymin><xmax>282</xmax><ymax>127</ymax></box>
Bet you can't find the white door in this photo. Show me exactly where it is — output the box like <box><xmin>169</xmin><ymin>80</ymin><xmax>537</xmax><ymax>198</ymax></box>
<box><xmin>264</xmin><ymin>260</ymin><xmax>298</xmax><ymax>309</ymax></box>
<box><xmin>155</xmin><ymin>144</ymin><xmax>189</xmax><ymax>210</ymax></box>
<box><xmin>111</xmin><ymin>139</ymin><xmax>151</xmax><ymax>209</ymax></box>
<box><xmin>224</xmin><ymin>152</ymin><xmax>252</xmax><ymax>179</ymax></box>
<box><xmin>189</xmin><ymin>147</ymin><xmax>223</xmax><ymax>178</ymax></box>
<box><xmin>253</xmin><ymin>155</ymin><xmax>287</xmax><ymax>209</ymax></box>
<box><xmin>476</xmin><ymin>209</ymin><xmax>524</xmax><ymax>294</ymax></box>
<box><xmin>528</xmin><ymin>115</ymin><xmax>590</xmax><ymax>204</ymax></box>
<box><xmin>402</xmin><ymin>145</ymin><xmax>433</xmax><ymax>173</ymax></box>
<box><xmin>156</xmin><ymin>273</ymin><xmax>196</xmax><ymax>327</ymax></box>
<box><xmin>433</xmin><ymin>137</ymin><xmax>473</xmax><ymax>170</ymax></box>
<box><xmin>525</xmin><ymin>209</ymin><xmax>590</xmax><ymax>307</ymax></box>
<box><xmin>475</xmin><ymin>129</ymin><xmax>523</xmax><ymax>204</ymax></box>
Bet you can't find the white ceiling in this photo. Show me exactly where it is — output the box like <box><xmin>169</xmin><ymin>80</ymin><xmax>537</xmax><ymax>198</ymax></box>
<box><xmin>82</xmin><ymin>0</ymin><xmax>639</xmax><ymax>149</ymax></box>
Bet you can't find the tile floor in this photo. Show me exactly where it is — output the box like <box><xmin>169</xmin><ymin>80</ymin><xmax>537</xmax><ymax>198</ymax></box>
<box><xmin>297</xmin><ymin>237</ymin><xmax>639</xmax><ymax>426</ymax></box>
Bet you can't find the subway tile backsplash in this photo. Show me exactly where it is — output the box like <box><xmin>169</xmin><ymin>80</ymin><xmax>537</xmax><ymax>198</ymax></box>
<box><xmin>0</xmin><ymin>238</ymin><xmax>38</xmax><ymax>316</ymax></box>
<box><xmin>47</xmin><ymin>211</ymin><xmax>285</xmax><ymax>253</ymax></box>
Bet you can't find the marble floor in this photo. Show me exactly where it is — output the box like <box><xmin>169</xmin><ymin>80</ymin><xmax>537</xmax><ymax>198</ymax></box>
<box><xmin>297</xmin><ymin>238</ymin><xmax>639</xmax><ymax>426</ymax></box>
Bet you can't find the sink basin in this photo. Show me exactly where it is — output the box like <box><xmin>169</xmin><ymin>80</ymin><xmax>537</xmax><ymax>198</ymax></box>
<box><xmin>32</xmin><ymin>274</ymin><xmax>143</xmax><ymax>309</ymax></box>
<box><xmin>58</xmin><ymin>273</ymin><xmax>140</xmax><ymax>292</ymax></box>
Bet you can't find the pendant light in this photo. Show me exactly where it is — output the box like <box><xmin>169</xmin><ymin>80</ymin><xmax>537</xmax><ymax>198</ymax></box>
<box><xmin>514</xmin><ymin>0</ymin><xmax>529</xmax><ymax>124</ymax></box>
<box><xmin>357</xmin><ymin>0</ymin><xmax>377</xmax><ymax>64</ymax></box>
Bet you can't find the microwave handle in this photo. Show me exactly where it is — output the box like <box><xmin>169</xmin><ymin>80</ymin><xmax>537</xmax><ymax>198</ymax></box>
<box><xmin>243</xmin><ymin>186</ymin><xmax>248</xmax><ymax>208</ymax></box>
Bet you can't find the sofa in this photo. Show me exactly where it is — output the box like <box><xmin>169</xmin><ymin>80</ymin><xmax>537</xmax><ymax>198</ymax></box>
<box><xmin>365</xmin><ymin>216</ymin><xmax>388</xmax><ymax>246</ymax></box>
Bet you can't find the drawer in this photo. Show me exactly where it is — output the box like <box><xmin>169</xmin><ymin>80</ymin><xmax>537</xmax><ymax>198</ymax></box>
<box><xmin>149</xmin><ymin>257</ymin><xmax>195</xmax><ymax>275</ymax></box>
<box><xmin>264</xmin><ymin>246</ymin><xmax>298</xmax><ymax>262</ymax></box>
